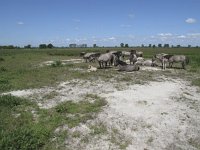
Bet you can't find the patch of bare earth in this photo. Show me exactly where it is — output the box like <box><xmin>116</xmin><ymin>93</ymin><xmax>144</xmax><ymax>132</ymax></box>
<box><xmin>3</xmin><ymin>76</ymin><xmax>200</xmax><ymax>150</ymax></box>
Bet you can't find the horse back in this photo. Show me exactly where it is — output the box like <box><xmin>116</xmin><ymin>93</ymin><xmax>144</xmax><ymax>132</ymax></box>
<box><xmin>169</xmin><ymin>55</ymin><xmax>187</xmax><ymax>62</ymax></box>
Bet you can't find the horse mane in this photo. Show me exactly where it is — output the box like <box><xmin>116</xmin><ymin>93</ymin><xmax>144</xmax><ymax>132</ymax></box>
<box><xmin>163</xmin><ymin>54</ymin><xmax>174</xmax><ymax>59</ymax></box>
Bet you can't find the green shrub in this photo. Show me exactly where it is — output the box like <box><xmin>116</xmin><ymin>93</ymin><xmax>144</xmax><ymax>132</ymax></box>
<box><xmin>51</xmin><ymin>60</ymin><xmax>63</xmax><ymax>67</ymax></box>
<box><xmin>0</xmin><ymin>95</ymin><xmax>45</xmax><ymax>150</ymax></box>
<box><xmin>0</xmin><ymin>126</ymin><xmax>49</xmax><ymax>150</ymax></box>
<box><xmin>0</xmin><ymin>57</ymin><xmax>5</xmax><ymax>61</ymax></box>
<box><xmin>55</xmin><ymin>98</ymin><xmax>107</xmax><ymax>114</ymax></box>
<box><xmin>0</xmin><ymin>78</ymin><xmax>12</xmax><ymax>92</ymax></box>
<box><xmin>0</xmin><ymin>66</ymin><xmax>7</xmax><ymax>72</ymax></box>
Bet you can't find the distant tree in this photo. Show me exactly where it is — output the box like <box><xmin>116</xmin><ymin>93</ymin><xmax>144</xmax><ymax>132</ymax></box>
<box><xmin>158</xmin><ymin>44</ymin><xmax>162</xmax><ymax>48</ymax></box>
<box><xmin>125</xmin><ymin>44</ymin><xmax>129</xmax><ymax>48</ymax></box>
<box><xmin>24</xmin><ymin>44</ymin><xmax>31</xmax><ymax>49</ymax></box>
<box><xmin>120</xmin><ymin>43</ymin><xmax>124</xmax><ymax>47</ymax></box>
<box><xmin>39</xmin><ymin>44</ymin><xmax>47</xmax><ymax>49</ymax></box>
<box><xmin>93</xmin><ymin>44</ymin><xmax>97</xmax><ymax>48</ymax></box>
<box><xmin>47</xmin><ymin>43</ymin><xmax>54</xmax><ymax>48</ymax></box>
<box><xmin>3</xmin><ymin>45</ymin><xmax>15</xmax><ymax>49</ymax></box>
<box><xmin>176</xmin><ymin>45</ymin><xmax>181</xmax><ymax>48</ymax></box>
<box><xmin>141</xmin><ymin>44</ymin><xmax>144</xmax><ymax>48</ymax></box>
<box><xmin>188</xmin><ymin>45</ymin><xmax>191</xmax><ymax>48</ymax></box>
<box><xmin>149</xmin><ymin>44</ymin><xmax>152</xmax><ymax>48</ymax></box>
<box><xmin>152</xmin><ymin>45</ymin><xmax>156</xmax><ymax>48</ymax></box>
<box><xmin>164</xmin><ymin>44</ymin><xmax>169</xmax><ymax>48</ymax></box>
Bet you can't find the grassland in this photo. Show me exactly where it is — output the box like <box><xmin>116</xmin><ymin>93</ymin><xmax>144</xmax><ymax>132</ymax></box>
<box><xmin>0</xmin><ymin>47</ymin><xmax>200</xmax><ymax>93</ymax></box>
<box><xmin>0</xmin><ymin>47</ymin><xmax>200</xmax><ymax>149</ymax></box>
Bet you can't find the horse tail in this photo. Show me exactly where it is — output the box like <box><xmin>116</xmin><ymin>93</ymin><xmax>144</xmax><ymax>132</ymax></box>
<box><xmin>186</xmin><ymin>56</ymin><xmax>189</xmax><ymax>65</ymax></box>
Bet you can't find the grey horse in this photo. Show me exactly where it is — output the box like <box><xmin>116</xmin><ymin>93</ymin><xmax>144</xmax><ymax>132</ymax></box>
<box><xmin>129</xmin><ymin>53</ymin><xmax>137</xmax><ymax>64</ymax></box>
<box><xmin>83</xmin><ymin>52</ymin><xmax>100</xmax><ymax>63</ymax></box>
<box><xmin>113</xmin><ymin>55</ymin><xmax>139</xmax><ymax>72</ymax></box>
<box><xmin>155</xmin><ymin>53</ymin><xmax>189</xmax><ymax>69</ymax></box>
<box><xmin>154</xmin><ymin>53</ymin><xmax>172</xmax><ymax>70</ymax></box>
<box><xmin>97</xmin><ymin>52</ymin><xmax>114</xmax><ymax>68</ymax></box>
<box><xmin>168</xmin><ymin>55</ymin><xmax>189</xmax><ymax>69</ymax></box>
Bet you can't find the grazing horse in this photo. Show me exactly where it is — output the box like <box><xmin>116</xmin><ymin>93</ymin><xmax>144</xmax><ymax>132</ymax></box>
<box><xmin>168</xmin><ymin>55</ymin><xmax>189</xmax><ymax>69</ymax></box>
<box><xmin>97</xmin><ymin>53</ymin><xmax>114</xmax><ymax>68</ymax></box>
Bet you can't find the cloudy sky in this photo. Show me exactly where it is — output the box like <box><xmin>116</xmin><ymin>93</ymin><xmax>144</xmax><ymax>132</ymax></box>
<box><xmin>0</xmin><ymin>0</ymin><xmax>199</xmax><ymax>47</ymax></box>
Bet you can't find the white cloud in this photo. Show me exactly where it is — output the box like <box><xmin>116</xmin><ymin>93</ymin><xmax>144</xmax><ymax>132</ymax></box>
<box><xmin>187</xmin><ymin>33</ymin><xmax>200</xmax><ymax>37</ymax></box>
<box><xmin>108</xmin><ymin>37</ymin><xmax>116</xmax><ymax>40</ymax></box>
<box><xmin>158</xmin><ymin>33</ymin><xmax>173</xmax><ymax>36</ymax></box>
<box><xmin>177</xmin><ymin>35</ymin><xmax>186</xmax><ymax>39</ymax></box>
<box><xmin>185</xmin><ymin>18</ymin><xmax>197</xmax><ymax>24</ymax></box>
<box><xmin>65</xmin><ymin>38</ymin><xmax>70</xmax><ymax>41</ymax></box>
<box><xmin>17</xmin><ymin>21</ymin><xmax>24</xmax><ymax>25</ymax></box>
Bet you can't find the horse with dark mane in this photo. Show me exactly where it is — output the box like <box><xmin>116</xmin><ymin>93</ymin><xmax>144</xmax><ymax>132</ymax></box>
<box><xmin>114</xmin><ymin>57</ymin><xmax>128</xmax><ymax>66</ymax></box>
<box><xmin>155</xmin><ymin>53</ymin><xmax>189</xmax><ymax>69</ymax></box>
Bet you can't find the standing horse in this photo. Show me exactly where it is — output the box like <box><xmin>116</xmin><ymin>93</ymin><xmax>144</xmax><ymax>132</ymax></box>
<box><xmin>168</xmin><ymin>55</ymin><xmax>189</xmax><ymax>69</ymax></box>
<box><xmin>154</xmin><ymin>53</ymin><xmax>172</xmax><ymax>70</ymax></box>
<box><xmin>155</xmin><ymin>54</ymin><xmax>189</xmax><ymax>69</ymax></box>
<box><xmin>97</xmin><ymin>53</ymin><xmax>114</xmax><ymax>68</ymax></box>
<box><xmin>129</xmin><ymin>53</ymin><xmax>137</xmax><ymax>64</ymax></box>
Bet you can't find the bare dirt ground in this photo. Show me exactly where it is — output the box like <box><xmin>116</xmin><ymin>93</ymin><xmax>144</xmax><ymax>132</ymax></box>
<box><xmin>3</xmin><ymin>62</ymin><xmax>200</xmax><ymax>150</ymax></box>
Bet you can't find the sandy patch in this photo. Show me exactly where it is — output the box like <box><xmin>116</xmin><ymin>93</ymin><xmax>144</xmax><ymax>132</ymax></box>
<box><xmin>2</xmin><ymin>76</ymin><xmax>200</xmax><ymax>149</ymax></box>
<box><xmin>39</xmin><ymin>59</ymin><xmax>83</xmax><ymax>67</ymax></box>
<box><xmin>140</xmin><ymin>66</ymin><xmax>162</xmax><ymax>71</ymax></box>
<box><xmin>3</xmin><ymin>79</ymin><xmax>117</xmax><ymax>109</ymax></box>
<box><xmin>94</xmin><ymin>78</ymin><xmax>200</xmax><ymax>150</ymax></box>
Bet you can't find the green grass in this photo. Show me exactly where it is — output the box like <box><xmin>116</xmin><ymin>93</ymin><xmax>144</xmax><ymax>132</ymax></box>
<box><xmin>0</xmin><ymin>94</ymin><xmax>107</xmax><ymax>150</ymax></box>
<box><xmin>0</xmin><ymin>47</ymin><xmax>200</xmax><ymax>93</ymax></box>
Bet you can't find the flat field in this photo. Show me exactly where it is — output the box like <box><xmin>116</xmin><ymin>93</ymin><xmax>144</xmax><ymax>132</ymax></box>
<box><xmin>0</xmin><ymin>47</ymin><xmax>200</xmax><ymax>150</ymax></box>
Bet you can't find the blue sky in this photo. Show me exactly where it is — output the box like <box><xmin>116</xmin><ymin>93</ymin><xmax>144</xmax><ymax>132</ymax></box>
<box><xmin>0</xmin><ymin>0</ymin><xmax>199</xmax><ymax>47</ymax></box>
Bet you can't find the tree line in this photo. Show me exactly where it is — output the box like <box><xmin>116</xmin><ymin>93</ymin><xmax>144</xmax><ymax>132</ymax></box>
<box><xmin>0</xmin><ymin>44</ymin><xmax>54</xmax><ymax>49</ymax></box>
<box><xmin>0</xmin><ymin>43</ymin><xmax>199</xmax><ymax>49</ymax></box>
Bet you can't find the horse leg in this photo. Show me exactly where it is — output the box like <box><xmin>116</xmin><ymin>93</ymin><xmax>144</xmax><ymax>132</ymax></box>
<box><xmin>104</xmin><ymin>62</ymin><xmax>106</xmax><ymax>69</ymax></box>
<box><xmin>182</xmin><ymin>61</ymin><xmax>186</xmax><ymax>69</ymax></box>
<box><xmin>162</xmin><ymin>60</ymin><xmax>164</xmax><ymax>70</ymax></box>
<box><xmin>98</xmin><ymin>61</ymin><xmax>101</xmax><ymax>68</ymax></box>
<box><xmin>170</xmin><ymin>62</ymin><xmax>173</xmax><ymax>68</ymax></box>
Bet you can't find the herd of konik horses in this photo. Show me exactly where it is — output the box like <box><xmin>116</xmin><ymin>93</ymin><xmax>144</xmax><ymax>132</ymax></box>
<box><xmin>80</xmin><ymin>50</ymin><xmax>189</xmax><ymax>72</ymax></box>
